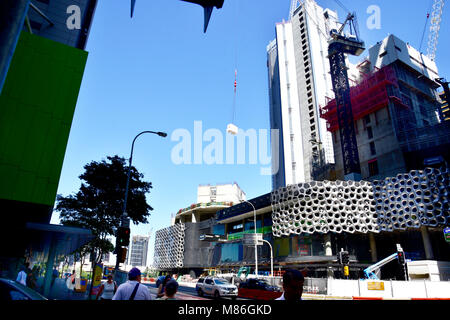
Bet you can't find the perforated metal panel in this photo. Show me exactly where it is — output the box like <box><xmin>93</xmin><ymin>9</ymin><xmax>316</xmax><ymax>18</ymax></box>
<box><xmin>271</xmin><ymin>167</ymin><xmax>449</xmax><ymax>237</ymax></box>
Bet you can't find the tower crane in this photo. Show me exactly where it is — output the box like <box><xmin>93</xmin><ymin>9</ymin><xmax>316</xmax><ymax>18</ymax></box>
<box><xmin>327</xmin><ymin>12</ymin><xmax>365</xmax><ymax>180</ymax></box>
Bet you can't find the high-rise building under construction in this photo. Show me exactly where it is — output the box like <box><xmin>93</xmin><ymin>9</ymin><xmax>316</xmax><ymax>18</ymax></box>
<box><xmin>322</xmin><ymin>34</ymin><xmax>450</xmax><ymax>180</ymax></box>
<box><xmin>267</xmin><ymin>0</ymin><xmax>340</xmax><ymax>189</ymax></box>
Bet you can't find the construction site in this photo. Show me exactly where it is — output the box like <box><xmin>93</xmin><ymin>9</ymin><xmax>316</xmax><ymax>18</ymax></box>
<box><xmin>151</xmin><ymin>0</ymin><xmax>450</xmax><ymax>299</ymax></box>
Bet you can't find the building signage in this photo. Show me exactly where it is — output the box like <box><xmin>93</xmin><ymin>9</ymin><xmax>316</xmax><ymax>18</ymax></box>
<box><xmin>367</xmin><ymin>282</ymin><xmax>385</xmax><ymax>291</ymax></box>
<box><xmin>444</xmin><ymin>228</ymin><xmax>450</xmax><ymax>243</ymax></box>
<box><xmin>199</xmin><ymin>234</ymin><xmax>228</xmax><ymax>242</ymax></box>
<box><xmin>243</xmin><ymin>233</ymin><xmax>263</xmax><ymax>246</ymax></box>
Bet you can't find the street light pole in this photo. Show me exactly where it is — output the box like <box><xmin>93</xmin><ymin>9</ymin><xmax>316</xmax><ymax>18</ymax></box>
<box><xmin>241</xmin><ymin>200</ymin><xmax>258</xmax><ymax>277</ymax></box>
<box><xmin>114</xmin><ymin>130</ymin><xmax>167</xmax><ymax>276</ymax></box>
<box><xmin>262</xmin><ymin>239</ymin><xmax>273</xmax><ymax>278</ymax></box>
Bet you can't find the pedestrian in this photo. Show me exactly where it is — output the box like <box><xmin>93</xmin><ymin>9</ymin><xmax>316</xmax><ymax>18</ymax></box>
<box><xmin>112</xmin><ymin>267</ymin><xmax>151</xmax><ymax>300</ymax></box>
<box><xmin>96</xmin><ymin>275</ymin><xmax>117</xmax><ymax>300</ymax></box>
<box><xmin>16</xmin><ymin>264</ymin><xmax>28</xmax><ymax>286</ymax></box>
<box><xmin>275</xmin><ymin>269</ymin><xmax>304</xmax><ymax>301</ymax></box>
<box><xmin>156</xmin><ymin>274</ymin><xmax>172</xmax><ymax>298</ymax></box>
<box><xmin>27</xmin><ymin>265</ymin><xmax>39</xmax><ymax>289</ymax></box>
<box><xmin>51</xmin><ymin>267</ymin><xmax>59</xmax><ymax>287</ymax></box>
<box><xmin>66</xmin><ymin>270</ymin><xmax>76</xmax><ymax>291</ymax></box>
<box><xmin>156</xmin><ymin>279</ymin><xmax>178</xmax><ymax>300</ymax></box>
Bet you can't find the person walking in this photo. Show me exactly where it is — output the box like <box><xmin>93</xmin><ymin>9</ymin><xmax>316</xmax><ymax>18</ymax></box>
<box><xmin>96</xmin><ymin>275</ymin><xmax>117</xmax><ymax>300</ymax></box>
<box><xmin>156</xmin><ymin>274</ymin><xmax>172</xmax><ymax>298</ymax></box>
<box><xmin>16</xmin><ymin>264</ymin><xmax>28</xmax><ymax>286</ymax></box>
<box><xmin>66</xmin><ymin>270</ymin><xmax>76</xmax><ymax>291</ymax></box>
<box><xmin>156</xmin><ymin>279</ymin><xmax>178</xmax><ymax>300</ymax></box>
<box><xmin>112</xmin><ymin>268</ymin><xmax>151</xmax><ymax>300</ymax></box>
<box><xmin>51</xmin><ymin>267</ymin><xmax>59</xmax><ymax>287</ymax></box>
<box><xmin>275</xmin><ymin>269</ymin><xmax>304</xmax><ymax>301</ymax></box>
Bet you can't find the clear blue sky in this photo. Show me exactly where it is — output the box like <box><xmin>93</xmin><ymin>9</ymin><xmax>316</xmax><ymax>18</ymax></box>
<box><xmin>51</xmin><ymin>0</ymin><xmax>450</xmax><ymax>264</ymax></box>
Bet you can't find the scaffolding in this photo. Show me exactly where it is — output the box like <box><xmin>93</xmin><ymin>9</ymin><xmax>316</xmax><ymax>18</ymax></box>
<box><xmin>321</xmin><ymin>65</ymin><xmax>407</xmax><ymax>132</ymax></box>
<box><xmin>321</xmin><ymin>63</ymin><xmax>450</xmax><ymax>156</ymax></box>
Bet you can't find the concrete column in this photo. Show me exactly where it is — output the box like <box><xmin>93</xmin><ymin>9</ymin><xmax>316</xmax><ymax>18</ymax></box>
<box><xmin>324</xmin><ymin>233</ymin><xmax>332</xmax><ymax>256</ymax></box>
<box><xmin>421</xmin><ymin>226</ymin><xmax>434</xmax><ymax>260</ymax></box>
<box><xmin>324</xmin><ymin>234</ymin><xmax>334</xmax><ymax>279</ymax></box>
<box><xmin>369</xmin><ymin>233</ymin><xmax>377</xmax><ymax>262</ymax></box>
<box><xmin>43</xmin><ymin>237</ymin><xmax>57</xmax><ymax>297</ymax></box>
<box><xmin>0</xmin><ymin>0</ymin><xmax>31</xmax><ymax>93</ymax></box>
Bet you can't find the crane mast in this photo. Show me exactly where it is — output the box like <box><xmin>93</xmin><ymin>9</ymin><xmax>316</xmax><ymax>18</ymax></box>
<box><xmin>427</xmin><ymin>0</ymin><xmax>445</xmax><ymax>61</ymax></box>
<box><xmin>327</xmin><ymin>13</ymin><xmax>365</xmax><ymax>180</ymax></box>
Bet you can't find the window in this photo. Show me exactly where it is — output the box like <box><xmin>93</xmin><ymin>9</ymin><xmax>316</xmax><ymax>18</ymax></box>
<box><xmin>370</xmin><ymin>142</ymin><xmax>376</xmax><ymax>155</ymax></box>
<box><xmin>367</xmin><ymin>126</ymin><xmax>373</xmax><ymax>139</ymax></box>
<box><xmin>368</xmin><ymin>160</ymin><xmax>379</xmax><ymax>177</ymax></box>
<box><xmin>363</xmin><ymin>115</ymin><xmax>371</xmax><ymax>125</ymax></box>
<box><xmin>379</xmin><ymin>51</ymin><xmax>388</xmax><ymax>58</ymax></box>
<box><xmin>205</xmin><ymin>279</ymin><xmax>213</xmax><ymax>285</ymax></box>
<box><xmin>395</xmin><ymin>46</ymin><xmax>402</xmax><ymax>52</ymax></box>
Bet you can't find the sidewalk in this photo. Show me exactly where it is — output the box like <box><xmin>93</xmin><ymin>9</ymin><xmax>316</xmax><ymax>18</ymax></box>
<box><xmin>35</xmin><ymin>278</ymin><xmax>92</xmax><ymax>300</ymax></box>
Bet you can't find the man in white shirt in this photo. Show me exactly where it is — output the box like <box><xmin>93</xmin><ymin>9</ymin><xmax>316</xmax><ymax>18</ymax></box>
<box><xmin>16</xmin><ymin>267</ymin><xmax>27</xmax><ymax>286</ymax></box>
<box><xmin>276</xmin><ymin>269</ymin><xmax>304</xmax><ymax>301</ymax></box>
<box><xmin>112</xmin><ymin>267</ymin><xmax>152</xmax><ymax>300</ymax></box>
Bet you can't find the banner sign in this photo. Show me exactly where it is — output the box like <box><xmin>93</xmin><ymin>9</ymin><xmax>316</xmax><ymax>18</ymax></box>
<box><xmin>90</xmin><ymin>263</ymin><xmax>103</xmax><ymax>296</ymax></box>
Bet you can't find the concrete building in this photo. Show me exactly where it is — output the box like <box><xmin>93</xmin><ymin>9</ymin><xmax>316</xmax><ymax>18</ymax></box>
<box><xmin>267</xmin><ymin>0</ymin><xmax>340</xmax><ymax>189</ymax></box>
<box><xmin>0</xmin><ymin>1</ymin><xmax>97</xmax><ymax>289</ymax></box>
<box><xmin>128</xmin><ymin>235</ymin><xmax>150</xmax><ymax>267</ymax></box>
<box><xmin>322</xmin><ymin>34</ymin><xmax>450</xmax><ymax>180</ymax></box>
<box><xmin>154</xmin><ymin>184</ymin><xmax>245</xmax><ymax>277</ymax></box>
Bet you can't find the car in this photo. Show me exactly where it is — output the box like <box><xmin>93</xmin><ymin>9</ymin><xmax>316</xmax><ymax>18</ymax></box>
<box><xmin>196</xmin><ymin>276</ymin><xmax>238</xmax><ymax>300</ymax></box>
<box><xmin>0</xmin><ymin>278</ymin><xmax>48</xmax><ymax>300</ymax></box>
<box><xmin>238</xmin><ymin>278</ymin><xmax>282</xmax><ymax>300</ymax></box>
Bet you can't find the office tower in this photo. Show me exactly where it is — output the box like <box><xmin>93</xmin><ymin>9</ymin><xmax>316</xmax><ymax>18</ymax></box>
<box><xmin>129</xmin><ymin>235</ymin><xmax>150</xmax><ymax>267</ymax></box>
<box><xmin>267</xmin><ymin>0</ymin><xmax>340</xmax><ymax>189</ymax></box>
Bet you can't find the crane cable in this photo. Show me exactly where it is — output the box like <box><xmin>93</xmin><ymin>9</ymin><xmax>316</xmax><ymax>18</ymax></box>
<box><xmin>231</xmin><ymin>0</ymin><xmax>239</xmax><ymax>125</ymax></box>
<box><xmin>419</xmin><ymin>0</ymin><xmax>434</xmax><ymax>53</ymax></box>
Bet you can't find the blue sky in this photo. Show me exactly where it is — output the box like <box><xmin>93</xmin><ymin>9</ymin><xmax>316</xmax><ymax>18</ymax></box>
<box><xmin>51</xmin><ymin>0</ymin><xmax>450</xmax><ymax>264</ymax></box>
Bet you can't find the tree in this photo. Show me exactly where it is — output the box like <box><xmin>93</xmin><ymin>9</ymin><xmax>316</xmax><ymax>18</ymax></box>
<box><xmin>56</xmin><ymin>155</ymin><xmax>153</xmax><ymax>270</ymax></box>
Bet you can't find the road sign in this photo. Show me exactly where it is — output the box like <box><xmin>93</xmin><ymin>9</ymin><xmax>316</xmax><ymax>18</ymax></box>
<box><xmin>367</xmin><ymin>281</ymin><xmax>385</xmax><ymax>291</ymax></box>
<box><xmin>444</xmin><ymin>227</ymin><xmax>450</xmax><ymax>243</ymax></box>
<box><xmin>243</xmin><ymin>233</ymin><xmax>263</xmax><ymax>246</ymax></box>
<box><xmin>199</xmin><ymin>234</ymin><xmax>228</xmax><ymax>242</ymax></box>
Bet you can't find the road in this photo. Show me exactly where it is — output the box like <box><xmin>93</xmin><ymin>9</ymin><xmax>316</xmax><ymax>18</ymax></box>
<box><xmin>143</xmin><ymin>282</ymin><xmax>241</xmax><ymax>300</ymax></box>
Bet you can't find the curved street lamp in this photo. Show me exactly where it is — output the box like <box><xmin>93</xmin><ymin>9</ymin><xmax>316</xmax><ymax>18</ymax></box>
<box><xmin>241</xmin><ymin>199</ymin><xmax>258</xmax><ymax>277</ymax></box>
<box><xmin>115</xmin><ymin>130</ymin><xmax>167</xmax><ymax>274</ymax></box>
<box><xmin>122</xmin><ymin>131</ymin><xmax>167</xmax><ymax>222</ymax></box>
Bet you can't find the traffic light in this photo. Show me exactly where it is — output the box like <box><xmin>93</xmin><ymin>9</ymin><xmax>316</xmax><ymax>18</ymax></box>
<box><xmin>116</xmin><ymin>226</ymin><xmax>130</xmax><ymax>247</ymax></box>
<box><xmin>397</xmin><ymin>251</ymin><xmax>406</xmax><ymax>265</ymax></box>
<box><xmin>118</xmin><ymin>247</ymin><xmax>127</xmax><ymax>264</ymax></box>
<box><xmin>342</xmin><ymin>251</ymin><xmax>349</xmax><ymax>265</ymax></box>
<box><xmin>343</xmin><ymin>266</ymin><xmax>349</xmax><ymax>277</ymax></box>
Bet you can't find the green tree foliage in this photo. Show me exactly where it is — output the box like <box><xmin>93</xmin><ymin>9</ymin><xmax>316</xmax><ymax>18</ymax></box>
<box><xmin>56</xmin><ymin>155</ymin><xmax>153</xmax><ymax>264</ymax></box>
